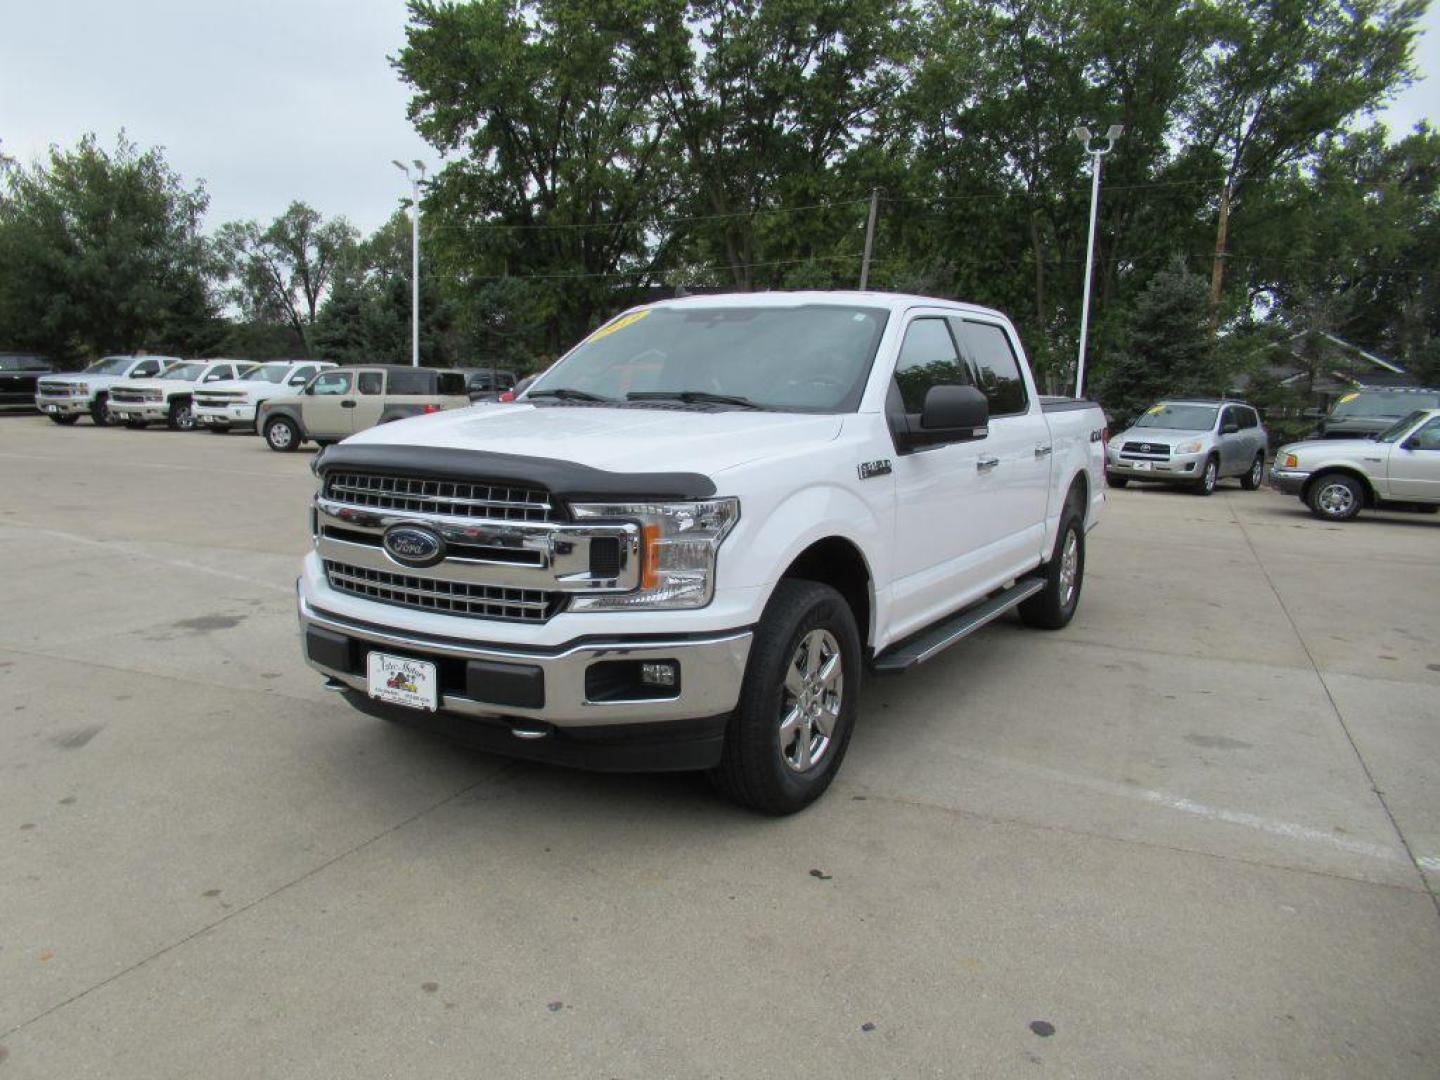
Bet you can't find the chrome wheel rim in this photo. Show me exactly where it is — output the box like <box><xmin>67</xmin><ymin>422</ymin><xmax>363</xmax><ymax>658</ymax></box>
<box><xmin>1059</xmin><ymin>527</ymin><xmax>1079</xmax><ymax>607</ymax></box>
<box><xmin>1250</xmin><ymin>458</ymin><xmax>1262</xmax><ymax>485</ymax></box>
<box><xmin>269</xmin><ymin>423</ymin><xmax>292</xmax><ymax>449</ymax></box>
<box><xmin>1203</xmin><ymin>462</ymin><xmax>1217</xmax><ymax>491</ymax></box>
<box><xmin>175</xmin><ymin>405</ymin><xmax>194</xmax><ymax>430</ymax></box>
<box><xmin>779</xmin><ymin>628</ymin><xmax>843</xmax><ymax>773</ymax></box>
<box><xmin>1317</xmin><ymin>481</ymin><xmax>1354</xmax><ymax>517</ymax></box>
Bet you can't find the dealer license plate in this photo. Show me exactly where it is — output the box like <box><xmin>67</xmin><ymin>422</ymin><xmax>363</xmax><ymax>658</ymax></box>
<box><xmin>1130</xmin><ymin>461</ymin><xmax>1152</xmax><ymax>471</ymax></box>
<box><xmin>367</xmin><ymin>652</ymin><xmax>438</xmax><ymax>712</ymax></box>
<box><xmin>45</xmin><ymin>405</ymin><xmax>58</xmax><ymax>414</ymax></box>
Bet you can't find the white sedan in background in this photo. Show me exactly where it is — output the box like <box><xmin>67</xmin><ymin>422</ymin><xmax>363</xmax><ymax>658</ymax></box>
<box><xmin>1271</xmin><ymin>408</ymin><xmax>1440</xmax><ymax>521</ymax></box>
<box><xmin>193</xmin><ymin>360</ymin><xmax>335</xmax><ymax>433</ymax></box>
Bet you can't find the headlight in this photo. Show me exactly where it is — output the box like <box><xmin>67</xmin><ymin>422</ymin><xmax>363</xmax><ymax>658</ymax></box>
<box><xmin>569</xmin><ymin>499</ymin><xmax>740</xmax><ymax>610</ymax></box>
<box><xmin>1176</xmin><ymin>440</ymin><xmax>1203</xmax><ymax>454</ymax></box>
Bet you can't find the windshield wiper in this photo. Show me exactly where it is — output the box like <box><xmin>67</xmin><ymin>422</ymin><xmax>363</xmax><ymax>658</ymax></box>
<box><xmin>626</xmin><ymin>390</ymin><xmax>766</xmax><ymax>410</ymax></box>
<box><xmin>526</xmin><ymin>387</ymin><xmax>613</xmax><ymax>403</ymax></box>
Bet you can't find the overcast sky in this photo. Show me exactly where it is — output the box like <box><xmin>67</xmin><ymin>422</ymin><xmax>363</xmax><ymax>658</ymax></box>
<box><xmin>2</xmin><ymin>0</ymin><xmax>1437</xmax><ymax>238</ymax></box>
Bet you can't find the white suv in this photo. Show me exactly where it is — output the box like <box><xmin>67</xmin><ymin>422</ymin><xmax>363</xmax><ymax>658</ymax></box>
<box><xmin>193</xmin><ymin>360</ymin><xmax>334</xmax><ymax>433</ymax></box>
<box><xmin>108</xmin><ymin>359</ymin><xmax>257</xmax><ymax>430</ymax></box>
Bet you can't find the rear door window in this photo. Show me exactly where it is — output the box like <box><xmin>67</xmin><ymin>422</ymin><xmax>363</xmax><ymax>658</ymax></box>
<box><xmin>951</xmin><ymin>320</ymin><xmax>1028</xmax><ymax>416</ymax></box>
<box><xmin>357</xmin><ymin>371</ymin><xmax>384</xmax><ymax>395</ymax></box>
<box><xmin>386</xmin><ymin>369</ymin><xmax>428</xmax><ymax>395</ymax></box>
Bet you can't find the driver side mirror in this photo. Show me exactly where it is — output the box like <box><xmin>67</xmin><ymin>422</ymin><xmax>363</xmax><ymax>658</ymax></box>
<box><xmin>903</xmin><ymin>385</ymin><xmax>989</xmax><ymax>449</ymax></box>
<box><xmin>289</xmin><ymin>375</ymin><xmax>308</xmax><ymax>386</ymax></box>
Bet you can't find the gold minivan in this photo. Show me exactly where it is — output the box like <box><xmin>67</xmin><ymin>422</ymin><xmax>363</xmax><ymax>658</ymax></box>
<box><xmin>258</xmin><ymin>365</ymin><xmax>471</xmax><ymax>452</ymax></box>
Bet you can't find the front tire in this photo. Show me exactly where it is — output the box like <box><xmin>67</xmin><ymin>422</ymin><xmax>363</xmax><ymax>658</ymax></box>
<box><xmin>1240</xmin><ymin>453</ymin><xmax>1264</xmax><ymax>490</ymax></box>
<box><xmin>710</xmin><ymin>580</ymin><xmax>860</xmax><ymax>815</ymax></box>
<box><xmin>90</xmin><ymin>394</ymin><xmax>115</xmax><ymax>426</ymax></box>
<box><xmin>1020</xmin><ymin>503</ymin><xmax>1085</xmax><ymax>629</ymax></box>
<box><xmin>167</xmin><ymin>398</ymin><xmax>195</xmax><ymax>431</ymax></box>
<box><xmin>264</xmin><ymin>416</ymin><xmax>300</xmax><ymax>452</ymax></box>
<box><xmin>1194</xmin><ymin>455</ymin><xmax>1219</xmax><ymax>496</ymax></box>
<box><xmin>1307</xmin><ymin>473</ymin><xmax>1364</xmax><ymax>522</ymax></box>
<box><xmin>47</xmin><ymin>413</ymin><xmax>80</xmax><ymax>426</ymax></box>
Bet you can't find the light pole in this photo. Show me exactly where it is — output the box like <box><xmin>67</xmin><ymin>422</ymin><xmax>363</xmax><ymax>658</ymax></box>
<box><xmin>392</xmin><ymin>159</ymin><xmax>426</xmax><ymax>367</ymax></box>
<box><xmin>1072</xmin><ymin>124</ymin><xmax>1122</xmax><ymax>398</ymax></box>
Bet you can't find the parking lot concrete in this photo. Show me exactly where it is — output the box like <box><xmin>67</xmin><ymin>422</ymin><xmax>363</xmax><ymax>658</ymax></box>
<box><xmin>1</xmin><ymin>414</ymin><xmax>1437</xmax><ymax>1078</ymax></box>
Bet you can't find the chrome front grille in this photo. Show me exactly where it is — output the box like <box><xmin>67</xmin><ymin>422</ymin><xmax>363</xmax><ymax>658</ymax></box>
<box><xmin>324</xmin><ymin>559</ymin><xmax>557</xmax><ymax>622</ymax></box>
<box><xmin>323</xmin><ymin>471</ymin><xmax>555</xmax><ymax>522</ymax></box>
<box><xmin>110</xmin><ymin>388</ymin><xmax>155</xmax><ymax>403</ymax></box>
<box><xmin>37</xmin><ymin>382</ymin><xmax>75</xmax><ymax>397</ymax></box>
<box><xmin>1122</xmin><ymin>441</ymin><xmax>1170</xmax><ymax>457</ymax></box>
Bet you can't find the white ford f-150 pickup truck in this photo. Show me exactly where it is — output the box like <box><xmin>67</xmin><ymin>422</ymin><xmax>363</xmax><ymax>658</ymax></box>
<box><xmin>298</xmin><ymin>292</ymin><xmax>1106</xmax><ymax>812</ymax></box>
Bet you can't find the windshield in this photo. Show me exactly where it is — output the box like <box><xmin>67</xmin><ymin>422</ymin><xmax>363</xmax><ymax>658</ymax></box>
<box><xmin>242</xmin><ymin>365</ymin><xmax>289</xmax><ymax>384</ymax></box>
<box><xmin>1331</xmin><ymin>390</ymin><xmax>1440</xmax><ymax>417</ymax></box>
<box><xmin>1133</xmin><ymin>403</ymin><xmax>1218</xmax><ymax>431</ymax></box>
<box><xmin>160</xmin><ymin>363</ymin><xmax>204</xmax><ymax>381</ymax></box>
<box><xmin>527</xmin><ymin>304</ymin><xmax>891</xmax><ymax>412</ymax></box>
<box><xmin>1375</xmin><ymin>411</ymin><xmax>1429</xmax><ymax>443</ymax></box>
<box><xmin>84</xmin><ymin>356</ymin><xmax>133</xmax><ymax>376</ymax></box>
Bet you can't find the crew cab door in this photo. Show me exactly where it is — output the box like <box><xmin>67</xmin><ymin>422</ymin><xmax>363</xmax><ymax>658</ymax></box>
<box><xmin>301</xmin><ymin>370</ymin><xmax>355</xmax><ymax>436</ymax></box>
<box><xmin>886</xmin><ymin>313</ymin><xmax>1050</xmax><ymax>639</ymax></box>
<box><xmin>1388</xmin><ymin>416</ymin><xmax>1440</xmax><ymax>500</ymax></box>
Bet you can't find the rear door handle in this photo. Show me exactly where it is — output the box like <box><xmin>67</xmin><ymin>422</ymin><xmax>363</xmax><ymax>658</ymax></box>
<box><xmin>1034</xmin><ymin>444</ymin><xmax>1053</xmax><ymax>457</ymax></box>
<box><xmin>977</xmin><ymin>456</ymin><xmax>1000</xmax><ymax>472</ymax></box>
<box><xmin>341</xmin><ymin>400</ymin><xmax>357</xmax><ymax>408</ymax></box>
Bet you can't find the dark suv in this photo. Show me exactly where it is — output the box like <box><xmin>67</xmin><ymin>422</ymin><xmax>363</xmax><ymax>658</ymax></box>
<box><xmin>1312</xmin><ymin>387</ymin><xmax>1440</xmax><ymax>439</ymax></box>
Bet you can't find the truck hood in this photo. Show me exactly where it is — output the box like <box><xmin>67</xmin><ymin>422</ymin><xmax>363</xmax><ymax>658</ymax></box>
<box><xmin>40</xmin><ymin>372</ymin><xmax>124</xmax><ymax>387</ymax></box>
<box><xmin>345</xmin><ymin>403</ymin><xmax>844</xmax><ymax>477</ymax></box>
<box><xmin>113</xmin><ymin>377</ymin><xmax>192</xmax><ymax>392</ymax></box>
<box><xmin>1284</xmin><ymin>436</ymin><xmax>1380</xmax><ymax>458</ymax></box>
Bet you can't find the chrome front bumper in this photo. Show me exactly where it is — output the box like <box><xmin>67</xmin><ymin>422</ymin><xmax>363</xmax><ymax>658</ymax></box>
<box><xmin>298</xmin><ymin>590</ymin><xmax>752</xmax><ymax>729</ymax></box>
<box><xmin>1269</xmin><ymin>468</ymin><xmax>1309</xmax><ymax>496</ymax></box>
<box><xmin>195</xmin><ymin>403</ymin><xmax>257</xmax><ymax>425</ymax></box>
<box><xmin>36</xmin><ymin>396</ymin><xmax>90</xmax><ymax>416</ymax></box>
<box><xmin>109</xmin><ymin>402</ymin><xmax>170</xmax><ymax>421</ymax></box>
<box><xmin>1106</xmin><ymin>450</ymin><xmax>1205</xmax><ymax>479</ymax></box>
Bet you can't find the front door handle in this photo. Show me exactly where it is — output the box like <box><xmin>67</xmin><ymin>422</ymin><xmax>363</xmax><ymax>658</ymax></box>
<box><xmin>1034</xmin><ymin>444</ymin><xmax>1053</xmax><ymax>458</ymax></box>
<box><xmin>977</xmin><ymin>456</ymin><xmax>1000</xmax><ymax>472</ymax></box>
<box><xmin>341</xmin><ymin>400</ymin><xmax>357</xmax><ymax>409</ymax></box>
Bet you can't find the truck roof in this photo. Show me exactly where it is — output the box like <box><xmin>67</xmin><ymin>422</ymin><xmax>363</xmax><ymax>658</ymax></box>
<box><xmin>640</xmin><ymin>290</ymin><xmax>1009</xmax><ymax>321</ymax></box>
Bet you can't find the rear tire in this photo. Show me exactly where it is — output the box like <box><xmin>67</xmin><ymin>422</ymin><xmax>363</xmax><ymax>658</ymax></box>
<box><xmin>710</xmin><ymin>580</ymin><xmax>860</xmax><ymax>815</ymax></box>
<box><xmin>264</xmin><ymin>416</ymin><xmax>300</xmax><ymax>452</ymax></box>
<box><xmin>1307</xmin><ymin>473</ymin><xmax>1364</xmax><ymax>522</ymax></box>
<box><xmin>1194</xmin><ymin>455</ymin><xmax>1219</xmax><ymax>496</ymax></box>
<box><xmin>1107</xmin><ymin>475</ymin><xmax>1129</xmax><ymax>488</ymax></box>
<box><xmin>1240</xmin><ymin>453</ymin><xmax>1264</xmax><ymax>491</ymax></box>
<box><xmin>1020</xmin><ymin>502</ymin><xmax>1085</xmax><ymax>630</ymax></box>
<box><xmin>47</xmin><ymin>413</ymin><xmax>80</xmax><ymax>426</ymax></box>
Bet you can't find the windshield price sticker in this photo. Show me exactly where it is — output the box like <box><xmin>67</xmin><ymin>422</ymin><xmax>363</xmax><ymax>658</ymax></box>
<box><xmin>587</xmin><ymin>310</ymin><xmax>650</xmax><ymax>343</ymax></box>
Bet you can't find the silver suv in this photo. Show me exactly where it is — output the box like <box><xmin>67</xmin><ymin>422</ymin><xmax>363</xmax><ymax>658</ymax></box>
<box><xmin>1106</xmin><ymin>400</ymin><xmax>1268</xmax><ymax>495</ymax></box>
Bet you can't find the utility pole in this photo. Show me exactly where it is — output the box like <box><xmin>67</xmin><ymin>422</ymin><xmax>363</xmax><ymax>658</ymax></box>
<box><xmin>859</xmin><ymin>188</ymin><xmax>879</xmax><ymax>290</ymax></box>
<box><xmin>1207</xmin><ymin>178</ymin><xmax>1233</xmax><ymax>337</ymax></box>
<box><xmin>392</xmin><ymin>159</ymin><xmax>427</xmax><ymax>366</ymax></box>
<box><xmin>1071</xmin><ymin>125</ymin><xmax>1122</xmax><ymax>399</ymax></box>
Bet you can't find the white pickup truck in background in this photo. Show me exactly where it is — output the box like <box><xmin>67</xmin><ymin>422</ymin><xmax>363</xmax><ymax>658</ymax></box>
<box><xmin>193</xmin><ymin>359</ymin><xmax>335</xmax><ymax>433</ymax></box>
<box><xmin>297</xmin><ymin>292</ymin><xmax>1106</xmax><ymax>813</ymax></box>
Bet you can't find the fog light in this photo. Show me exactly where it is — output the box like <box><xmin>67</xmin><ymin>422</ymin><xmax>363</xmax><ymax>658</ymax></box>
<box><xmin>641</xmin><ymin>662</ymin><xmax>678</xmax><ymax>688</ymax></box>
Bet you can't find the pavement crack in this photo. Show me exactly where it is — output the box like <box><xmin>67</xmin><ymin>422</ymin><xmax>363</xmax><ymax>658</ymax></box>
<box><xmin>1225</xmin><ymin>500</ymin><xmax>1440</xmax><ymax>916</ymax></box>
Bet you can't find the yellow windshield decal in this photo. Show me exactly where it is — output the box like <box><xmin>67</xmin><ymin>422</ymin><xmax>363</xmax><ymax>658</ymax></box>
<box><xmin>588</xmin><ymin>310</ymin><xmax>650</xmax><ymax>343</ymax></box>
<box><xmin>1337</xmin><ymin>392</ymin><xmax>1359</xmax><ymax>404</ymax></box>
<box><xmin>1147</xmin><ymin>404</ymin><xmax>1166</xmax><ymax>415</ymax></box>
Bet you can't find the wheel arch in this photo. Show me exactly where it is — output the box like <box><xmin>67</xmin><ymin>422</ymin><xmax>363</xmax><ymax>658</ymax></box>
<box><xmin>777</xmin><ymin>536</ymin><xmax>875</xmax><ymax>652</ymax></box>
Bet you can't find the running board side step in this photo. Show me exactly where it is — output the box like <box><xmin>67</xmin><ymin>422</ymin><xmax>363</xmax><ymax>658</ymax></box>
<box><xmin>871</xmin><ymin>575</ymin><xmax>1046</xmax><ymax>673</ymax></box>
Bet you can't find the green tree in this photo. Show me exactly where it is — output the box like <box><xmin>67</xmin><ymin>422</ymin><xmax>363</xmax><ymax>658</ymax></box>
<box><xmin>1097</xmin><ymin>258</ymin><xmax>1223</xmax><ymax>424</ymax></box>
<box><xmin>0</xmin><ymin>133</ymin><xmax>219</xmax><ymax>366</ymax></box>
<box><xmin>216</xmin><ymin>201</ymin><xmax>359</xmax><ymax>355</ymax></box>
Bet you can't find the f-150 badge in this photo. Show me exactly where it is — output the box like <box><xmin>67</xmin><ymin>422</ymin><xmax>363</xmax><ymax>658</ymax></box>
<box><xmin>857</xmin><ymin>459</ymin><xmax>892</xmax><ymax>479</ymax></box>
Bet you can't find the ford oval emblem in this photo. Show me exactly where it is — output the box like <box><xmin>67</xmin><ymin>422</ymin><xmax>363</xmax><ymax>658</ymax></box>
<box><xmin>383</xmin><ymin>525</ymin><xmax>446</xmax><ymax>568</ymax></box>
